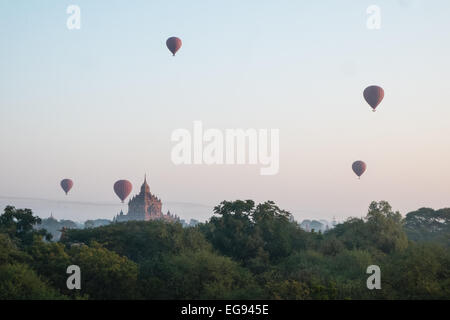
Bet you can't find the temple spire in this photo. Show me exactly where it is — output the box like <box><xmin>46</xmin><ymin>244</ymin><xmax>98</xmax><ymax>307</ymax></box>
<box><xmin>140</xmin><ymin>173</ymin><xmax>150</xmax><ymax>194</ymax></box>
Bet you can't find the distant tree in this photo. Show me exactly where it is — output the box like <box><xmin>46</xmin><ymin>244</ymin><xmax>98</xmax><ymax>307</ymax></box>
<box><xmin>63</xmin><ymin>220</ymin><xmax>210</xmax><ymax>262</ymax></box>
<box><xmin>327</xmin><ymin>201</ymin><xmax>408</xmax><ymax>254</ymax></box>
<box><xmin>382</xmin><ymin>243</ymin><xmax>450</xmax><ymax>299</ymax></box>
<box><xmin>0</xmin><ymin>233</ymin><xmax>29</xmax><ymax>266</ymax></box>
<box><xmin>37</xmin><ymin>217</ymin><xmax>78</xmax><ymax>241</ymax></box>
<box><xmin>84</xmin><ymin>220</ymin><xmax>95</xmax><ymax>229</ymax></box>
<box><xmin>27</xmin><ymin>239</ymin><xmax>73</xmax><ymax>296</ymax></box>
<box><xmin>201</xmin><ymin>200</ymin><xmax>263</xmax><ymax>263</ymax></box>
<box><xmin>201</xmin><ymin>200</ymin><xmax>311</xmax><ymax>273</ymax></box>
<box><xmin>265</xmin><ymin>279</ymin><xmax>310</xmax><ymax>300</ymax></box>
<box><xmin>320</xmin><ymin>235</ymin><xmax>345</xmax><ymax>256</ymax></box>
<box><xmin>252</xmin><ymin>201</ymin><xmax>308</xmax><ymax>262</ymax></box>
<box><xmin>0</xmin><ymin>263</ymin><xmax>66</xmax><ymax>300</ymax></box>
<box><xmin>0</xmin><ymin>206</ymin><xmax>52</xmax><ymax>245</ymax></box>
<box><xmin>0</xmin><ymin>201</ymin><xmax>448</xmax><ymax>300</ymax></box>
<box><xmin>84</xmin><ymin>219</ymin><xmax>111</xmax><ymax>229</ymax></box>
<box><xmin>68</xmin><ymin>242</ymin><xmax>139</xmax><ymax>299</ymax></box>
<box><xmin>404</xmin><ymin>208</ymin><xmax>450</xmax><ymax>246</ymax></box>
<box><xmin>365</xmin><ymin>201</ymin><xmax>408</xmax><ymax>253</ymax></box>
<box><xmin>310</xmin><ymin>220</ymin><xmax>324</xmax><ymax>233</ymax></box>
<box><xmin>138</xmin><ymin>249</ymin><xmax>262</xmax><ymax>299</ymax></box>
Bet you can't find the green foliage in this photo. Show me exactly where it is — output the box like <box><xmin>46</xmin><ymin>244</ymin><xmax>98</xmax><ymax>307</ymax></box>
<box><xmin>62</xmin><ymin>220</ymin><xmax>210</xmax><ymax>262</ymax></box>
<box><xmin>0</xmin><ymin>263</ymin><xmax>66</xmax><ymax>300</ymax></box>
<box><xmin>366</xmin><ymin>201</ymin><xmax>408</xmax><ymax>253</ymax></box>
<box><xmin>201</xmin><ymin>200</ymin><xmax>262</xmax><ymax>263</ymax></box>
<box><xmin>327</xmin><ymin>201</ymin><xmax>408</xmax><ymax>254</ymax></box>
<box><xmin>404</xmin><ymin>208</ymin><xmax>450</xmax><ymax>247</ymax></box>
<box><xmin>139</xmin><ymin>249</ymin><xmax>262</xmax><ymax>299</ymax></box>
<box><xmin>27</xmin><ymin>238</ymin><xmax>75</xmax><ymax>297</ymax></box>
<box><xmin>381</xmin><ymin>243</ymin><xmax>450</xmax><ymax>299</ymax></box>
<box><xmin>253</xmin><ymin>201</ymin><xmax>308</xmax><ymax>261</ymax></box>
<box><xmin>0</xmin><ymin>233</ymin><xmax>30</xmax><ymax>265</ymax></box>
<box><xmin>264</xmin><ymin>279</ymin><xmax>310</xmax><ymax>300</ymax></box>
<box><xmin>68</xmin><ymin>242</ymin><xmax>139</xmax><ymax>299</ymax></box>
<box><xmin>0</xmin><ymin>200</ymin><xmax>449</xmax><ymax>300</ymax></box>
<box><xmin>0</xmin><ymin>206</ymin><xmax>52</xmax><ymax>245</ymax></box>
<box><xmin>201</xmin><ymin>200</ymin><xmax>310</xmax><ymax>272</ymax></box>
<box><xmin>320</xmin><ymin>235</ymin><xmax>345</xmax><ymax>256</ymax></box>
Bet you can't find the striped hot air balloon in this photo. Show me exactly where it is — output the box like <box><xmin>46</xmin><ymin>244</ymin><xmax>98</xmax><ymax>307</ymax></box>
<box><xmin>352</xmin><ymin>161</ymin><xmax>367</xmax><ymax>179</ymax></box>
<box><xmin>364</xmin><ymin>85</ymin><xmax>384</xmax><ymax>112</ymax></box>
<box><xmin>166</xmin><ymin>37</ymin><xmax>182</xmax><ymax>56</ymax></box>
<box><xmin>60</xmin><ymin>179</ymin><xmax>73</xmax><ymax>195</ymax></box>
<box><xmin>113</xmin><ymin>180</ymin><xmax>133</xmax><ymax>203</ymax></box>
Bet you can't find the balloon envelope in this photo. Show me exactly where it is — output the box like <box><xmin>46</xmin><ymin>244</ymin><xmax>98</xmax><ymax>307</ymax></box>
<box><xmin>363</xmin><ymin>86</ymin><xmax>384</xmax><ymax>111</ymax></box>
<box><xmin>166</xmin><ymin>37</ymin><xmax>182</xmax><ymax>56</ymax></box>
<box><xmin>114</xmin><ymin>180</ymin><xmax>132</xmax><ymax>203</ymax></box>
<box><xmin>352</xmin><ymin>161</ymin><xmax>367</xmax><ymax>178</ymax></box>
<box><xmin>60</xmin><ymin>179</ymin><xmax>73</xmax><ymax>195</ymax></box>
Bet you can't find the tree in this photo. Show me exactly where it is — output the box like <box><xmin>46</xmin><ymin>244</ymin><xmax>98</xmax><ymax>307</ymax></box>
<box><xmin>68</xmin><ymin>242</ymin><xmax>139</xmax><ymax>299</ymax></box>
<box><xmin>0</xmin><ymin>206</ymin><xmax>52</xmax><ymax>245</ymax></box>
<box><xmin>27</xmin><ymin>239</ymin><xmax>73</xmax><ymax>296</ymax></box>
<box><xmin>366</xmin><ymin>201</ymin><xmax>408</xmax><ymax>253</ymax></box>
<box><xmin>62</xmin><ymin>220</ymin><xmax>211</xmax><ymax>262</ymax></box>
<box><xmin>0</xmin><ymin>201</ymin><xmax>448</xmax><ymax>300</ymax></box>
<box><xmin>404</xmin><ymin>208</ymin><xmax>450</xmax><ymax>246</ymax></box>
<box><xmin>202</xmin><ymin>200</ymin><xmax>310</xmax><ymax>268</ymax></box>
<box><xmin>0</xmin><ymin>233</ymin><xmax>29</xmax><ymax>266</ymax></box>
<box><xmin>382</xmin><ymin>243</ymin><xmax>450</xmax><ymax>299</ymax></box>
<box><xmin>0</xmin><ymin>263</ymin><xmax>66</xmax><ymax>300</ymax></box>
<box><xmin>138</xmin><ymin>249</ymin><xmax>262</xmax><ymax>299</ymax></box>
<box><xmin>320</xmin><ymin>235</ymin><xmax>345</xmax><ymax>256</ymax></box>
<box><xmin>252</xmin><ymin>201</ymin><xmax>308</xmax><ymax>261</ymax></box>
<box><xmin>201</xmin><ymin>200</ymin><xmax>263</xmax><ymax>263</ymax></box>
<box><xmin>326</xmin><ymin>201</ymin><xmax>408</xmax><ymax>254</ymax></box>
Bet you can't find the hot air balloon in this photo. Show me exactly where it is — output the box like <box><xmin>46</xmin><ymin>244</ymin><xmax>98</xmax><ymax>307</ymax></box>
<box><xmin>166</xmin><ymin>37</ymin><xmax>182</xmax><ymax>56</ymax></box>
<box><xmin>114</xmin><ymin>180</ymin><xmax>132</xmax><ymax>203</ymax></box>
<box><xmin>352</xmin><ymin>161</ymin><xmax>367</xmax><ymax>179</ymax></box>
<box><xmin>363</xmin><ymin>85</ymin><xmax>384</xmax><ymax>112</ymax></box>
<box><xmin>60</xmin><ymin>179</ymin><xmax>73</xmax><ymax>195</ymax></box>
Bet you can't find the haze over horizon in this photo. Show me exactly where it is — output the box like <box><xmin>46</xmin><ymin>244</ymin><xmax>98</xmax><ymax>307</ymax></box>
<box><xmin>1</xmin><ymin>0</ymin><xmax>450</xmax><ymax>222</ymax></box>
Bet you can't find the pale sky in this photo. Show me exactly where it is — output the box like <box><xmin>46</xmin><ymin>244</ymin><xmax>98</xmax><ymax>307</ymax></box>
<box><xmin>1</xmin><ymin>0</ymin><xmax>449</xmax><ymax>221</ymax></box>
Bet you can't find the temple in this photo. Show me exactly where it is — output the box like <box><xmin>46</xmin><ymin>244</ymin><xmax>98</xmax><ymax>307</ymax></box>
<box><xmin>114</xmin><ymin>176</ymin><xmax>178</xmax><ymax>223</ymax></box>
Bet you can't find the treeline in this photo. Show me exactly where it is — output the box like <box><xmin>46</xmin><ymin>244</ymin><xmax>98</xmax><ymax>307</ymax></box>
<box><xmin>0</xmin><ymin>201</ymin><xmax>449</xmax><ymax>300</ymax></box>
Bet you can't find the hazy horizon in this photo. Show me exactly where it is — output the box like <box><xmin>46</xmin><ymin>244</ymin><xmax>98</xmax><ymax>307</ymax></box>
<box><xmin>1</xmin><ymin>0</ymin><xmax>450</xmax><ymax>222</ymax></box>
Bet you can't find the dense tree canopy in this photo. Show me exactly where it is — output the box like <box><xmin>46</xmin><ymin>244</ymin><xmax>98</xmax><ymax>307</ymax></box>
<box><xmin>404</xmin><ymin>208</ymin><xmax>450</xmax><ymax>247</ymax></box>
<box><xmin>0</xmin><ymin>200</ymin><xmax>448</xmax><ymax>300</ymax></box>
